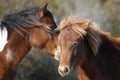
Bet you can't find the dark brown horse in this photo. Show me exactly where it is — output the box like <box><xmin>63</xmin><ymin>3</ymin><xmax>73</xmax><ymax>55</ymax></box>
<box><xmin>0</xmin><ymin>4</ymin><xmax>59</xmax><ymax>80</ymax></box>
<box><xmin>57</xmin><ymin>16</ymin><xmax>120</xmax><ymax>80</ymax></box>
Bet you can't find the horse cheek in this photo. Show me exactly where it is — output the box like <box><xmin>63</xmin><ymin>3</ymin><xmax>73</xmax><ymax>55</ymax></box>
<box><xmin>29</xmin><ymin>31</ymin><xmax>48</xmax><ymax>48</ymax></box>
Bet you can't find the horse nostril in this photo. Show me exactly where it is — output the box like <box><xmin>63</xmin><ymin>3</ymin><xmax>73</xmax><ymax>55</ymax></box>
<box><xmin>58</xmin><ymin>66</ymin><xmax>71</xmax><ymax>77</ymax></box>
<box><xmin>58</xmin><ymin>66</ymin><xmax>70</xmax><ymax>75</ymax></box>
<box><xmin>64</xmin><ymin>67</ymin><xmax>69</xmax><ymax>73</ymax></box>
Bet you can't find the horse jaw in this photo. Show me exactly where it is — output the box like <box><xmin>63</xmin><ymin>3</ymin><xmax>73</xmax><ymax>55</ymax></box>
<box><xmin>0</xmin><ymin>27</ymin><xmax>8</xmax><ymax>52</ymax></box>
<box><xmin>54</xmin><ymin>45</ymin><xmax>60</xmax><ymax>61</ymax></box>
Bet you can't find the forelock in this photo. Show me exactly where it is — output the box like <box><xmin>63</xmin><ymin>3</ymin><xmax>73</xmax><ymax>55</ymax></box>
<box><xmin>59</xmin><ymin>15</ymin><xmax>90</xmax><ymax>37</ymax></box>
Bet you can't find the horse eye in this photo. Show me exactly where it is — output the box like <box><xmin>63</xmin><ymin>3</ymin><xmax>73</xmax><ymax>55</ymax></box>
<box><xmin>49</xmin><ymin>26</ymin><xmax>55</xmax><ymax>30</ymax></box>
<box><xmin>46</xmin><ymin>25</ymin><xmax>54</xmax><ymax>31</ymax></box>
<box><xmin>46</xmin><ymin>25</ymin><xmax>52</xmax><ymax>30</ymax></box>
<box><xmin>74</xmin><ymin>42</ymin><xmax>78</xmax><ymax>46</ymax></box>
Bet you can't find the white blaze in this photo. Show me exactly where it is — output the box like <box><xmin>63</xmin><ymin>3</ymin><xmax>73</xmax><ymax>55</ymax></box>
<box><xmin>0</xmin><ymin>27</ymin><xmax>8</xmax><ymax>52</ymax></box>
<box><xmin>6</xmin><ymin>49</ymin><xmax>12</xmax><ymax>61</ymax></box>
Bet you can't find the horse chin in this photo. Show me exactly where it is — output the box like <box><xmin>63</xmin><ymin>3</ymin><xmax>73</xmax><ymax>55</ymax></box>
<box><xmin>58</xmin><ymin>70</ymin><xmax>71</xmax><ymax>78</ymax></box>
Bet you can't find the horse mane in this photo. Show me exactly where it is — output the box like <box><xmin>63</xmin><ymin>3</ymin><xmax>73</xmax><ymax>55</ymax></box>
<box><xmin>0</xmin><ymin>6</ymin><xmax>46</xmax><ymax>35</ymax></box>
<box><xmin>59</xmin><ymin>16</ymin><xmax>102</xmax><ymax>55</ymax></box>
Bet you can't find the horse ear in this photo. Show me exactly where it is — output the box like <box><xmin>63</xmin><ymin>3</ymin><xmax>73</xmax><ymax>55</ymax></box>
<box><xmin>37</xmin><ymin>3</ymin><xmax>48</xmax><ymax>17</ymax></box>
<box><xmin>86</xmin><ymin>23</ymin><xmax>101</xmax><ymax>55</ymax></box>
<box><xmin>42</xmin><ymin>3</ymin><xmax>48</xmax><ymax>10</ymax></box>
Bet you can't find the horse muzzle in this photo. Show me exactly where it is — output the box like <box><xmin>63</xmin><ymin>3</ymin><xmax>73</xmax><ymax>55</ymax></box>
<box><xmin>58</xmin><ymin>66</ymin><xmax>71</xmax><ymax>77</ymax></box>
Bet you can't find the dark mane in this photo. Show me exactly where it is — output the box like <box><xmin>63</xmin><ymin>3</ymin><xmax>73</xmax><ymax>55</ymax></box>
<box><xmin>0</xmin><ymin>6</ymin><xmax>43</xmax><ymax>35</ymax></box>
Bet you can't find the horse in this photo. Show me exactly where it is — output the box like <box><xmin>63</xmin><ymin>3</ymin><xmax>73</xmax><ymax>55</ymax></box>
<box><xmin>57</xmin><ymin>16</ymin><xmax>120</xmax><ymax>80</ymax></box>
<box><xmin>0</xmin><ymin>4</ymin><xmax>59</xmax><ymax>80</ymax></box>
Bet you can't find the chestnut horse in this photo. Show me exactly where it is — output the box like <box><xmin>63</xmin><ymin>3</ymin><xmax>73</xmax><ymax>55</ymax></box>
<box><xmin>0</xmin><ymin>4</ymin><xmax>59</xmax><ymax>80</ymax></box>
<box><xmin>57</xmin><ymin>16</ymin><xmax>120</xmax><ymax>80</ymax></box>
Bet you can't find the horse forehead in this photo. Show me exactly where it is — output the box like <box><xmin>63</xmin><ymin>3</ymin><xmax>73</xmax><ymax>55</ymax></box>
<box><xmin>59</xmin><ymin>28</ymin><xmax>80</xmax><ymax>41</ymax></box>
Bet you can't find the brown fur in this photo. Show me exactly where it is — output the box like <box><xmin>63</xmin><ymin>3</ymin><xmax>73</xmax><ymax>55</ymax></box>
<box><xmin>0</xmin><ymin>4</ymin><xmax>58</xmax><ymax>80</ymax></box>
<box><xmin>58</xmin><ymin>16</ymin><xmax>120</xmax><ymax>80</ymax></box>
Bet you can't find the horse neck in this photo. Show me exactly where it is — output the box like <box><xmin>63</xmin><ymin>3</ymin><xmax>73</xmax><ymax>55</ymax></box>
<box><xmin>78</xmin><ymin>33</ymin><xmax>120</xmax><ymax>80</ymax></box>
<box><xmin>78</xmin><ymin>50</ymin><xmax>108</xmax><ymax>80</ymax></box>
<box><xmin>0</xmin><ymin>29</ymin><xmax>31</xmax><ymax>80</ymax></box>
<box><xmin>97</xmin><ymin>33</ymin><xmax>120</xmax><ymax>65</ymax></box>
<box><xmin>5</xmin><ymin>30</ymin><xmax>31</xmax><ymax>65</ymax></box>
<box><xmin>100</xmin><ymin>33</ymin><xmax>120</xmax><ymax>53</ymax></box>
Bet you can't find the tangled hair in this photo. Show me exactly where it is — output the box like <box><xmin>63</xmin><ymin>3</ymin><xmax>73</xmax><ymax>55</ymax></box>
<box><xmin>0</xmin><ymin>6</ymin><xmax>46</xmax><ymax>35</ymax></box>
<box><xmin>59</xmin><ymin>15</ymin><xmax>102</xmax><ymax>54</ymax></box>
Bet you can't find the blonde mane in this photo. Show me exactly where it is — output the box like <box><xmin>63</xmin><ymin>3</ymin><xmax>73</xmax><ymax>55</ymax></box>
<box><xmin>59</xmin><ymin>16</ymin><xmax>102</xmax><ymax>54</ymax></box>
<box><xmin>59</xmin><ymin>16</ymin><xmax>100</xmax><ymax>37</ymax></box>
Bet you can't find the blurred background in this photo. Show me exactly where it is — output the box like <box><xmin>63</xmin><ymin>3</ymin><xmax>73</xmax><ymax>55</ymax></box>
<box><xmin>0</xmin><ymin>0</ymin><xmax>120</xmax><ymax>80</ymax></box>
